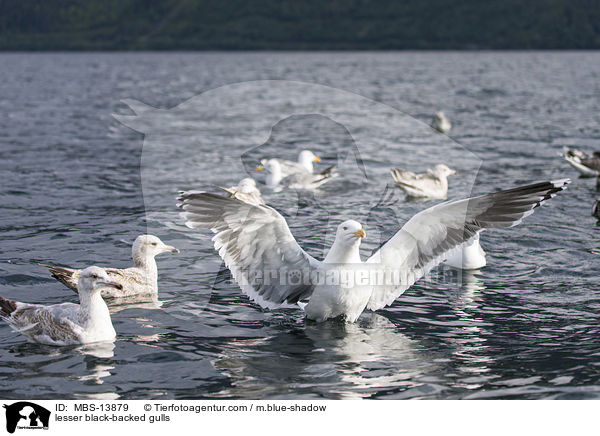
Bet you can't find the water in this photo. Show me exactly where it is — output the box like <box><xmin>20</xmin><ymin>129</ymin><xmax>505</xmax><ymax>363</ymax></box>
<box><xmin>0</xmin><ymin>52</ymin><xmax>599</xmax><ymax>400</ymax></box>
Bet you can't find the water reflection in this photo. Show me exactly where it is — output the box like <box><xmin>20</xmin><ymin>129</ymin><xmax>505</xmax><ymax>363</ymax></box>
<box><xmin>75</xmin><ymin>342</ymin><xmax>117</xmax><ymax>390</ymax></box>
<box><xmin>211</xmin><ymin>313</ymin><xmax>436</xmax><ymax>399</ymax></box>
<box><xmin>106</xmin><ymin>294</ymin><xmax>163</xmax><ymax>313</ymax></box>
<box><xmin>445</xmin><ymin>270</ymin><xmax>496</xmax><ymax>391</ymax></box>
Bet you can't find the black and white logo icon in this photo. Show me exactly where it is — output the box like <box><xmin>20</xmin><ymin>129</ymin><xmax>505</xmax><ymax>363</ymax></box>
<box><xmin>3</xmin><ymin>402</ymin><xmax>50</xmax><ymax>433</ymax></box>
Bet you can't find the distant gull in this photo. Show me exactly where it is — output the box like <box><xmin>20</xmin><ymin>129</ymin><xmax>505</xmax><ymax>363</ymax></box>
<box><xmin>563</xmin><ymin>148</ymin><xmax>600</xmax><ymax>178</ymax></box>
<box><xmin>431</xmin><ymin>111</ymin><xmax>451</xmax><ymax>133</ymax></box>
<box><xmin>257</xmin><ymin>158</ymin><xmax>336</xmax><ymax>191</ymax></box>
<box><xmin>40</xmin><ymin>235</ymin><xmax>178</xmax><ymax>297</ymax></box>
<box><xmin>178</xmin><ymin>179</ymin><xmax>569</xmax><ymax>323</ymax></box>
<box><xmin>261</xmin><ymin>150</ymin><xmax>322</xmax><ymax>177</ymax></box>
<box><xmin>220</xmin><ymin>178</ymin><xmax>264</xmax><ymax>206</ymax></box>
<box><xmin>0</xmin><ymin>266</ymin><xmax>120</xmax><ymax>345</ymax></box>
<box><xmin>443</xmin><ymin>233</ymin><xmax>487</xmax><ymax>270</ymax></box>
<box><xmin>390</xmin><ymin>164</ymin><xmax>456</xmax><ymax>199</ymax></box>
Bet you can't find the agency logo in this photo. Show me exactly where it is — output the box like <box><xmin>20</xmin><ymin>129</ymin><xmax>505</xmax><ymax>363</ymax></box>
<box><xmin>3</xmin><ymin>402</ymin><xmax>50</xmax><ymax>434</ymax></box>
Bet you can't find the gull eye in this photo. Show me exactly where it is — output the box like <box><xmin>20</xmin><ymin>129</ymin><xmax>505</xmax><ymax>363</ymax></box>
<box><xmin>343</xmin><ymin>226</ymin><xmax>348</xmax><ymax>231</ymax></box>
<box><xmin>91</xmin><ymin>274</ymin><xmax>98</xmax><ymax>279</ymax></box>
<box><xmin>151</xmin><ymin>242</ymin><xmax>158</xmax><ymax>246</ymax></box>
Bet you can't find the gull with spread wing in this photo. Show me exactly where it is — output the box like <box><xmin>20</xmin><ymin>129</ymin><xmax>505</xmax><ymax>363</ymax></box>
<box><xmin>178</xmin><ymin>179</ymin><xmax>569</xmax><ymax>322</ymax></box>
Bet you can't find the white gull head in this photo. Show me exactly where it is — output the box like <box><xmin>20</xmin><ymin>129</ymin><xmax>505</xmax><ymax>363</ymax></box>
<box><xmin>431</xmin><ymin>164</ymin><xmax>457</xmax><ymax>179</ymax></box>
<box><xmin>77</xmin><ymin>266</ymin><xmax>122</xmax><ymax>295</ymax></box>
<box><xmin>298</xmin><ymin>150</ymin><xmax>321</xmax><ymax>173</ymax></box>
<box><xmin>132</xmin><ymin>235</ymin><xmax>179</xmax><ymax>266</ymax></box>
<box><xmin>259</xmin><ymin>159</ymin><xmax>284</xmax><ymax>188</ymax></box>
<box><xmin>238</xmin><ymin>178</ymin><xmax>257</xmax><ymax>193</ymax></box>
<box><xmin>325</xmin><ymin>220</ymin><xmax>366</xmax><ymax>264</ymax></box>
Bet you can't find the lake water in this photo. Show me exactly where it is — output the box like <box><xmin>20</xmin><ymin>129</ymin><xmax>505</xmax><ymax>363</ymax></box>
<box><xmin>0</xmin><ymin>52</ymin><xmax>599</xmax><ymax>400</ymax></box>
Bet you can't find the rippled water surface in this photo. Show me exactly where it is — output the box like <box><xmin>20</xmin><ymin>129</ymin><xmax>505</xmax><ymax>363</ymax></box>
<box><xmin>0</xmin><ymin>52</ymin><xmax>599</xmax><ymax>400</ymax></box>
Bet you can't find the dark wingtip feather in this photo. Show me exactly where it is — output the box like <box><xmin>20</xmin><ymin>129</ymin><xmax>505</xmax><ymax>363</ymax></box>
<box><xmin>0</xmin><ymin>296</ymin><xmax>17</xmax><ymax>317</ymax></box>
<box><xmin>38</xmin><ymin>263</ymin><xmax>78</xmax><ymax>292</ymax></box>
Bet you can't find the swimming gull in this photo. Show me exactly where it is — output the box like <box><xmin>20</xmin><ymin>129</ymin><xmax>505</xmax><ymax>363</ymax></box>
<box><xmin>220</xmin><ymin>178</ymin><xmax>264</xmax><ymax>206</ymax></box>
<box><xmin>390</xmin><ymin>164</ymin><xmax>456</xmax><ymax>199</ymax></box>
<box><xmin>563</xmin><ymin>148</ymin><xmax>600</xmax><ymax>178</ymax></box>
<box><xmin>177</xmin><ymin>179</ymin><xmax>569</xmax><ymax>322</ymax></box>
<box><xmin>40</xmin><ymin>235</ymin><xmax>178</xmax><ymax>297</ymax></box>
<box><xmin>257</xmin><ymin>158</ymin><xmax>336</xmax><ymax>191</ymax></box>
<box><xmin>0</xmin><ymin>266</ymin><xmax>120</xmax><ymax>345</ymax></box>
<box><xmin>431</xmin><ymin>111</ymin><xmax>451</xmax><ymax>133</ymax></box>
<box><xmin>442</xmin><ymin>233</ymin><xmax>487</xmax><ymax>270</ymax></box>
<box><xmin>261</xmin><ymin>150</ymin><xmax>322</xmax><ymax>177</ymax></box>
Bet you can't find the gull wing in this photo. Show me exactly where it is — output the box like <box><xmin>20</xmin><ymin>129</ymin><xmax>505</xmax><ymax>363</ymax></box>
<box><xmin>366</xmin><ymin>179</ymin><xmax>569</xmax><ymax>310</ymax></box>
<box><xmin>178</xmin><ymin>192</ymin><xmax>321</xmax><ymax>308</ymax></box>
<box><xmin>39</xmin><ymin>264</ymin><xmax>80</xmax><ymax>292</ymax></box>
<box><xmin>0</xmin><ymin>300</ymin><xmax>82</xmax><ymax>345</ymax></box>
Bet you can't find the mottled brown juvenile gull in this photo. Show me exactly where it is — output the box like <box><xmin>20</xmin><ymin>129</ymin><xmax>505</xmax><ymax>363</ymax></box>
<box><xmin>40</xmin><ymin>235</ymin><xmax>178</xmax><ymax>297</ymax></box>
<box><xmin>391</xmin><ymin>164</ymin><xmax>456</xmax><ymax>199</ymax></box>
<box><xmin>178</xmin><ymin>179</ymin><xmax>569</xmax><ymax>323</ymax></box>
<box><xmin>0</xmin><ymin>266</ymin><xmax>120</xmax><ymax>345</ymax></box>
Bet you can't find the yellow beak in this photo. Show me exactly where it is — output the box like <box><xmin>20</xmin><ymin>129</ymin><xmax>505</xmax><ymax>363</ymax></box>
<box><xmin>353</xmin><ymin>229</ymin><xmax>366</xmax><ymax>238</ymax></box>
<box><xmin>256</xmin><ymin>166</ymin><xmax>265</xmax><ymax>171</ymax></box>
<box><xmin>314</xmin><ymin>156</ymin><xmax>321</xmax><ymax>162</ymax></box>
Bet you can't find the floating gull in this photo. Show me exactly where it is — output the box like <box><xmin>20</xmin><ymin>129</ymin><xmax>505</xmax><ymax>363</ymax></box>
<box><xmin>220</xmin><ymin>178</ymin><xmax>264</xmax><ymax>206</ymax></box>
<box><xmin>431</xmin><ymin>111</ymin><xmax>451</xmax><ymax>133</ymax></box>
<box><xmin>443</xmin><ymin>233</ymin><xmax>487</xmax><ymax>270</ymax></box>
<box><xmin>178</xmin><ymin>179</ymin><xmax>569</xmax><ymax>323</ymax></box>
<box><xmin>261</xmin><ymin>150</ymin><xmax>322</xmax><ymax>177</ymax></box>
<box><xmin>257</xmin><ymin>158</ymin><xmax>336</xmax><ymax>191</ymax></box>
<box><xmin>390</xmin><ymin>164</ymin><xmax>456</xmax><ymax>199</ymax></box>
<box><xmin>563</xmin><ymin>148</ymin><xmax>600</xmax><ymax>178</ymax></box>
<box><xmin>0</xmin><ymin>266</ymin><xmax>120</xmax><ymax>345</ymax></box>
<box><xmin>40</xmin><ymin>235</ymin><xmax>178</xmax><ymax>297</ymax></box>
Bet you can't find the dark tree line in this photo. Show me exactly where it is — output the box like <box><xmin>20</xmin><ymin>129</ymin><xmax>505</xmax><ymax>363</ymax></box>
<box><xmin>0</xmin><ymin>0</ymin><xmax>598</xmax><ymax>50</ymax></box>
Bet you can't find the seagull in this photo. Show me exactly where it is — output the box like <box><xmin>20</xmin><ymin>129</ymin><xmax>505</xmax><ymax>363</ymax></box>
<box><xmin>40</xmin><ymin>235</ymin><xmax>178</xmax><ymax>297</ymax></box>
<box><xmin>177</xmin><ymin>179</ymin><xmax>569</xmax><ymax>323</ymax></box>
<box><xmin>390</xmin><ymin>164</ymin><xmax>457</xmax><ymax>199</ymax></box>
<box><xmin>442</xmin><ymin>233</ymin><xmax>487</xmax><ymax>270</ymax></box>
<box><xmin>257</xmin><ymin>158</ymin><xmax>336</xmax><ymax>191</ymax></box>
<box><xmin>261</xmin><ymin>150</ymin><xmax>322</xmax><ymax>177</ymax></box>
<box><xmin>563</xmin><ymin>148</ymin><xmax>600</xmax><ymax>177</ymax></box>
<box><xmin>431</xmin><ymin>111</ymin><xmax>451</xmax><ymax>133</ymax></box>
<box><xmin>0</xmin><ymin>266</ymin><xmax>120</xmax><ymax>345</ymax></box>
<box><xmin>220</xmin><ymin>178</ymin><xmax>264</xmax><ymax>206</ymax></box>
